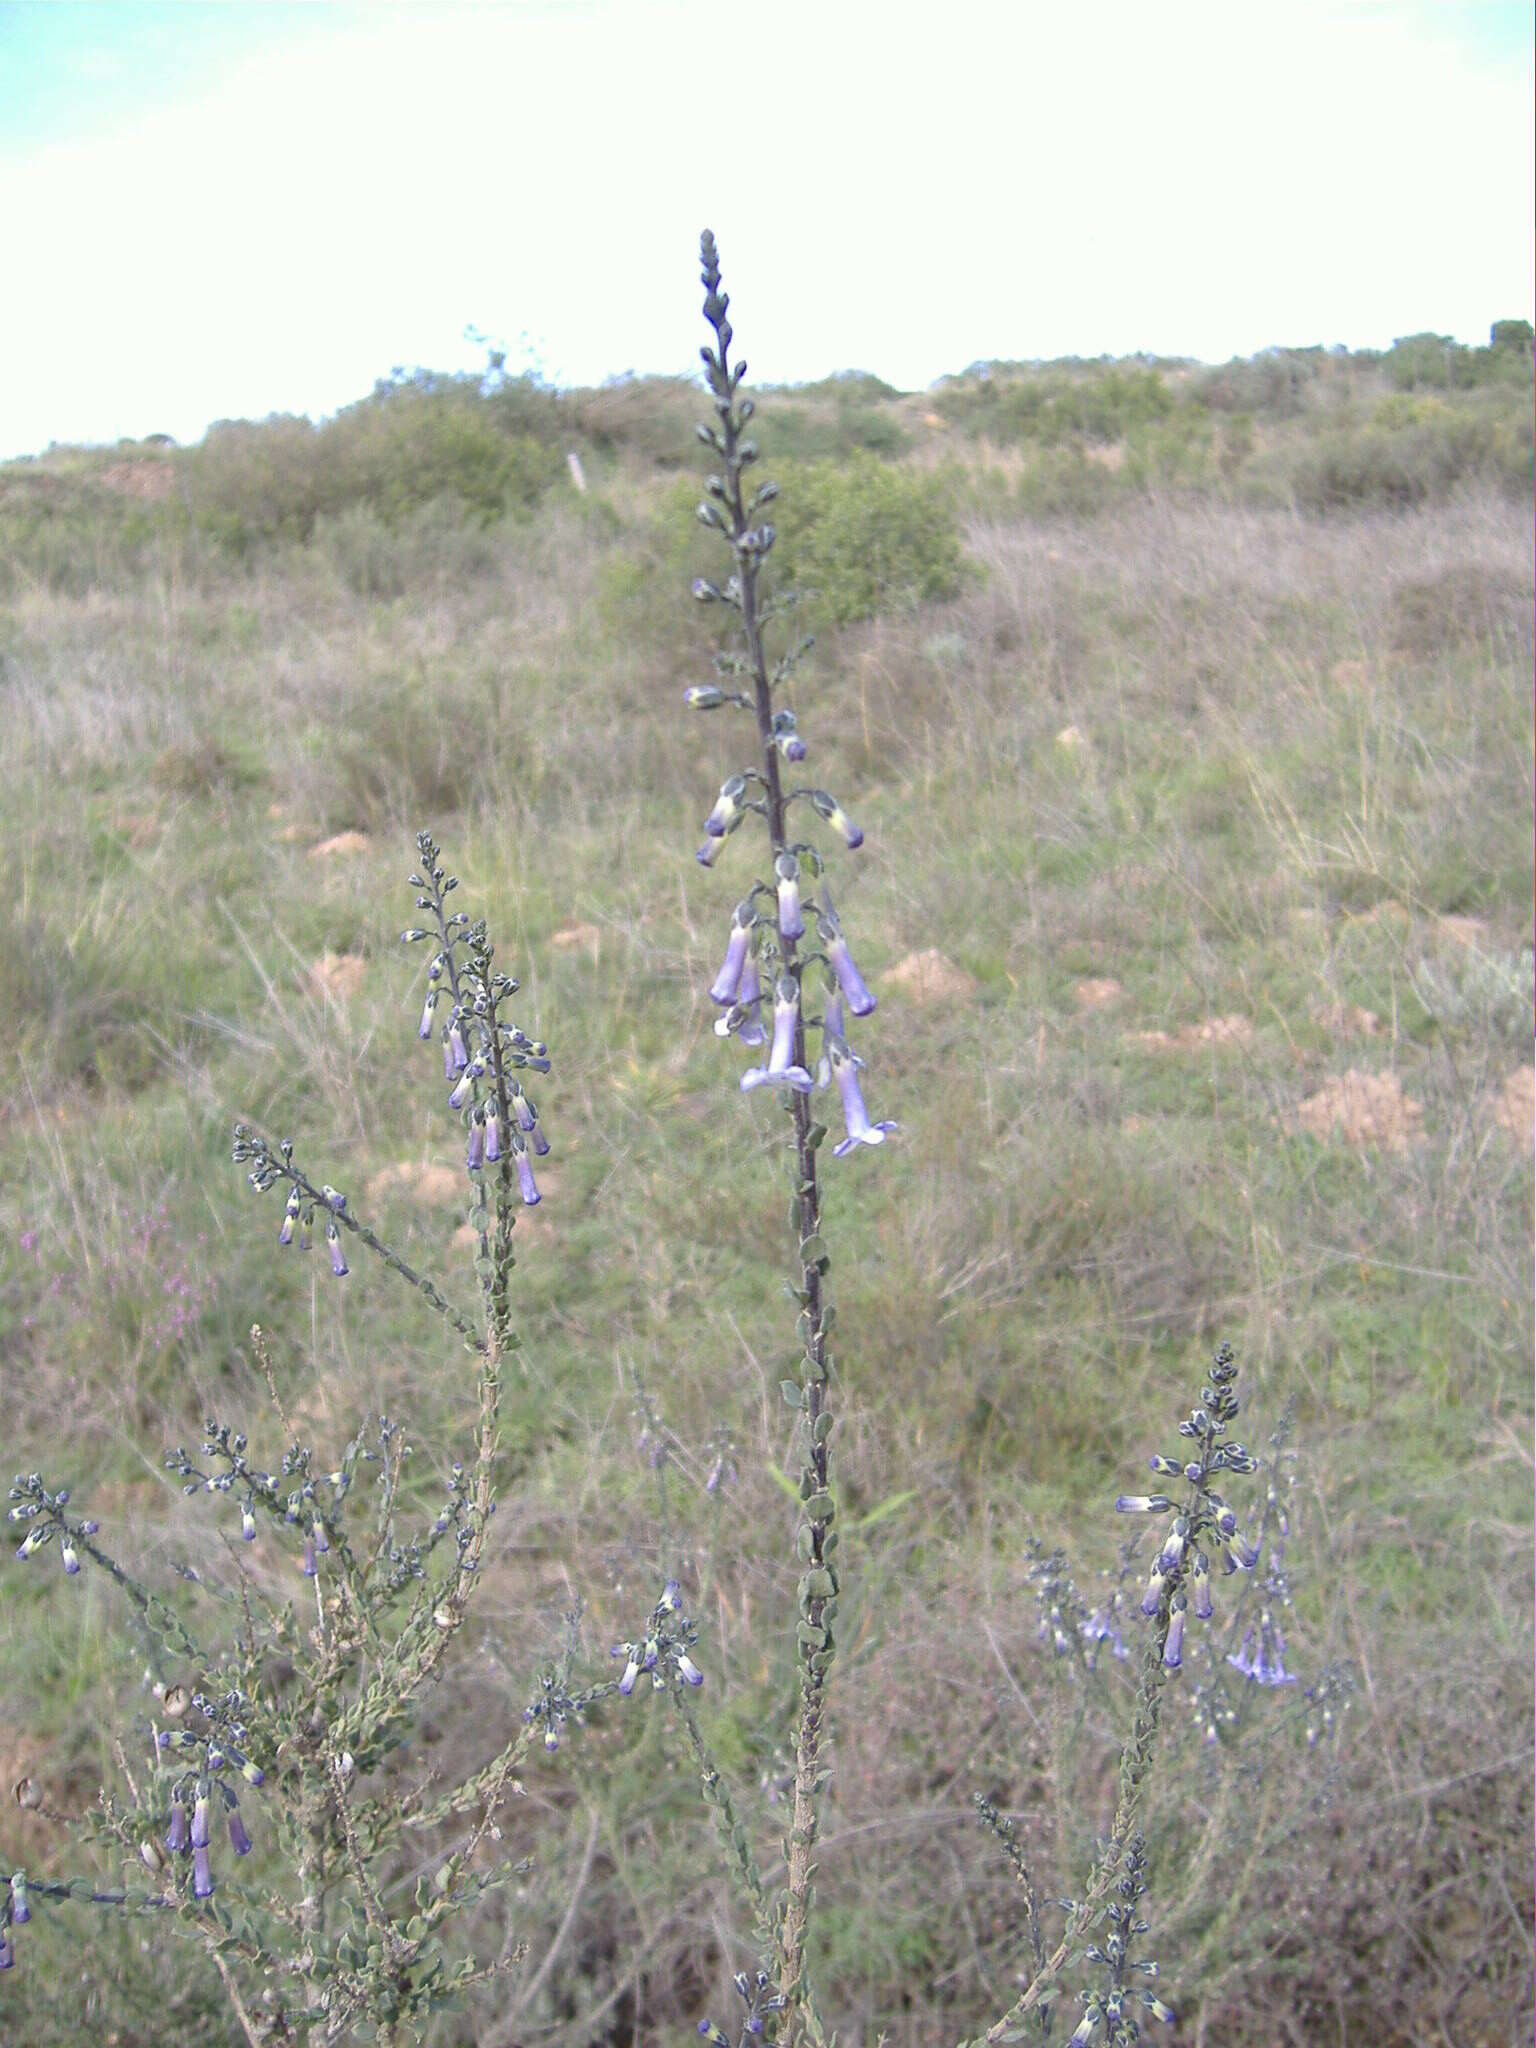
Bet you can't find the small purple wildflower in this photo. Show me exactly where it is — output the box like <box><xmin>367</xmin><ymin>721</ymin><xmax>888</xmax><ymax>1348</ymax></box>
<box><xmin>192</xmin><ymin>1843</ymin><xmax>214</xmax><ymax>1898</ymax></box>
<box><xmin>466</xmin><ymin>1118</ymin><xmax>486</xmax><ymax>1174</ymax></box>
<box><xmin>704</xmin><ymin>774</ymin><xmax>748</xmax><ymax>838</ymax></box>
<box><xmin>741</xmin><ymin>978</ymin><xmax>814</xmax><ymax>1094</ymax></box>
<box><xmin>776</xmin><ymin>852</ymin><xmax>805</xmax><ymax>942</ymax></box>
<box><xmin>828</xmin><ymin>1040</ymin><xmax>895</xmax><ymax>1155</ymax></box>
<box><xmin>709</xmin><ymin>904</ymin><xmax>755</xmax><ymax>1005</ymax></box>
<box><xmin>227</xmin><ymin>1807</ymin><xmax>252</xmax><ymax>1857</ymax></box>
<box><xmin>1163</xmin><ymin>1605</ymin><xmax>1186</xmax><ymax>1670</ymax></box>
<box><xmin>514</xmin><ymin>1143</ymin><xmax>541</xmax><ymax>1207</ymax></box>
<box><xmin>325</xmin><ymin>1222</ymin><xmax>348</xmax><ymax>1278</ymax></box>
<box><xmin>164</xmin><ymin>1800</ymin><xmax>190</xmax><ymax>1856</ymax></box>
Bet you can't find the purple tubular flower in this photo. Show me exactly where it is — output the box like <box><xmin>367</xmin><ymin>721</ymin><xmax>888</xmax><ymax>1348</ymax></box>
<box><xmin>710</xmin><ymin>907</ymin><xmax>754</xmax><ymax>1005</ymax></box>
<box><xmin>165</xmin><ymin>1800</ymin><xmax>190</xmax><ymax>1855</ymax></box>
<box><xmin>696</xmin><ymin>838</ymin><xmax>724</xmax><ymax>868</ymax></box>
<box><xmin>617</xmin><ymin>1647</ymin><xmax>641</xmax><ymax>1696</ymax></box>
<box><xmin>60</xmin><ymin>1540</ymin><xmax>79</xmax><ymax>1575</ymax></box>
<box><xmin>484</xmin><ymin>1106</ymin><xmax>502</xmax><ymax>1163</ymax></box>
<box><xmin>1192</xmin><ymin>1554</ymin><xmax>1213</xmax><ymax>1620</ymax></box>
<box><xmin>418</xmin><ymin>994</ymin><xmax>436</xmax><ymax>1040</ymax></box>
<box><xmin>442</xmin><ymin>1034</ymin><xmax>457</xmax><ymax>1081</ymax></box>
<box><xmin>448</xmin><ymin>1021</ymin><xmax>470</xmax><ymax>1072</ymax></box>
<box><xmin>515</xmin><ymin>1145</ymin><xmax>541</xmax><ymax>1206</ymax></box>
<box><xmin>826</xmin><ymin>929</ymin><xmax>876</xmax><ymax>1017</ymax></box>
<box><xmin>192</xmin><ymin>1844</ymin><xmax>214</xmax><ymax>1898</ymax></box>
<box><xmin>780</xmin><ymin>732</ymin><xmax>806</xmax><ymax>762</ymax></box>
<box><xmin>9</xmin><ymin>1876</ymin><xmax>28</xmax><ymax>1925</ymax></box>
<box><xmin>1163</xmin><ymin>1607</ymin><xmax>1186</xmax><ymax>1670</ymax></box>
<box><xmin>302</xmin><ymin>1534</ymin><xmax>318</xmax><ymax>1577</ymax></box>
<box><xmin>227</xmin><ymin>1808</ymin><xmax>252</xmax><ymax>1857</ymax></box>
<box><xmin>676</xmin><ymin>1652</ymin><xmax>703</xmax><ymax>1687</ymax></box>
<box><xmin>190</xmin><ymin>1796</ymin><xmax>210</xmax><ymax>1851</ymax></box>
<box><xmin>811</xmin><ymin>790</ymin><xmax>863</xmax><ymax>849</ymax></box>
<box><xmin>776</xmin><ymin>853</ymin><xmax>805</xmax><ymax>942</ymax></box>
<box><xmin>1140</xmin><ymin>1565</ymin><xmax>1167</xmax><ymax>1618</ymax></box>
<box><xmin>326</xmin><ymin>1222</ymin><xmax>348</xmax><ymax>1277</ymax></box>
<box><xmin>741</xmin><ymin>979</ymin><xmax>814</xmax><ymax>1094</ymax></box>
<box><xmin>0</xmin><ymin>1938</ymin><xmax>12</xmax><ymax>1970</ymax></box>
<box><xmin>466</xmin><ymin>1119</ymin><xmax>486</xmax><ymax>1173</ymax></box>
<box><xmin>705</xmin><ymin>775</ymin><xmax>747</xmax><ymax>837</ymax></box>
<box><xmin>829</xmin><ymin>1041</ymin><xmax>896</xmax><ymax>1155</ymax></box>
<box><xmin>278</xmin><ymin>1190</ymin><xmax>299</xmax><ymax>1246</ymax></box>
<box><xmin>715</xmin><ymin>951</ymin><xmax>768</xmax><ymax>1046</ymax></box>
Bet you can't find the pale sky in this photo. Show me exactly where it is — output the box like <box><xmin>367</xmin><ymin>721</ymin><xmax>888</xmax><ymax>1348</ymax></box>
<box><xmin>2</xmin><ymin>0</ymin><xmax>1531</xmax><ymax>458</ymax></box>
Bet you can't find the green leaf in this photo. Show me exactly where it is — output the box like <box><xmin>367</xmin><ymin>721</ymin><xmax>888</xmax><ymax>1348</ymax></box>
<box><xmin>849</xmin><ymin>1489</ymin><xmax>917</xmax><ymax>1534</ymax></box>
<box><xmin>804</xmin><ymin>1491</ymin><xmax>836</xmax><ymax>1521</ymax></box>
<box><xmin>763</xmin><ymin>1461</ymin><xmax>802</xmax><ymax>1504</ymax></box>
<box><xmin>779</xmin><ymin>1378</ymin><xmax>803</xmax><ymax>1408</ymax></box>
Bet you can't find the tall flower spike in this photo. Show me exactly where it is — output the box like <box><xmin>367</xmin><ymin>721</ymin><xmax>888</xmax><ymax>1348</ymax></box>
<box><xmin>741</xmin><ymin>978</ymin><xmax>814</xmax><ymax>1093</ymax></box>
<box><xmin>828</xmin><ymin>1038</ymin><xmax>896</xmax><ymax>1155</ymax></box>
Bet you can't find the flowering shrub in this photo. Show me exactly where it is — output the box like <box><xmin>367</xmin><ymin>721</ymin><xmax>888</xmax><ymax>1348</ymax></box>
<box><xmin>0</xmin><ymin>234</ymin><xmax>1331</xmax><ymax>2047</ymax></box>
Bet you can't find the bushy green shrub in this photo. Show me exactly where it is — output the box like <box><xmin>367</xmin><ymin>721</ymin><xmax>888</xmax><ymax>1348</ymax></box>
<box><xmin>935</xmin><ymin>364</ymin><xmax>1176</xmax><ymax>446</ymax></box>
<box><xmin>772</xmin><ymin>454</ymin><xmax>966</xmax><ymax>623</ymax></box>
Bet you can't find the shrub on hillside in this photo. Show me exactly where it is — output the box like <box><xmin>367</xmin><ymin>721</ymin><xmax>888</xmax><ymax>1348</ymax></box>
<box><xmin>772</xmin><ymin>454</ymin><xmax>965</xmax><ymax>623</ymax></box>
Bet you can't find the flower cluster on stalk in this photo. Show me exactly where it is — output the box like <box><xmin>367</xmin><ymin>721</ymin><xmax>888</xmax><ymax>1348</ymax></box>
<box><xmin>150</xmin><ymin>1689</ymin><xmax>266</xmax><ymax>1902</ymax></box>
<box><xmin>698</xmin><ymin>1966</ymin><xmax>785</xmax><ymax>2045</ymax></box>
<box><xmin>8</xmin><ymin>1473</ymin><xmax>99</xmax><ymax>1577</ymax></box>
<box><xmin>687</xmin><ymin>230</ymin><xmax>894</xmax><ymax>1164</ymax></box>
<box><xmin>611</xmin><ymin>1579</ymin><xmax>706</xmax><ymax>1701</ymax></box>
<box><xmin>1114</xmin><ymin>1342</ymin><xmax>1261</xmax><ymax>1670</ymax></box>
<box><xmin>1061</xmin><ymin>1834</ymin><xmax>1173</xmax><ymax>2045</ymax></box>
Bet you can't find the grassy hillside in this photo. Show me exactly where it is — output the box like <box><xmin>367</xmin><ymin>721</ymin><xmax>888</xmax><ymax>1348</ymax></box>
<box><xmin>0</xmin><ymin>330</ymin><xmax>1531</xmax><ymax>2045</ymax></box>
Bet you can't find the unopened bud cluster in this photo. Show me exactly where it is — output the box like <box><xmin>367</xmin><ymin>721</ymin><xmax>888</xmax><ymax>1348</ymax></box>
<box><xmin>1115</xmin><ymin>1343</ymin><xmax>1260</xmax><ymax>1670</ymax></box>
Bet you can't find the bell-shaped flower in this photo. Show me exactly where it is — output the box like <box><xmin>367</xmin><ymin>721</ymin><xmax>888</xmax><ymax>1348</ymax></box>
<box><xmin>705</xmin><ymin>774</ymin><xmax>749</xmax><ymax>838</ymax></box>
<box><xmin>819</xmin><ymin>909</ymin><xmax>876</xmax><ymax>1017</ymax></box>
<box><xmin>226</xmin><ymin>1805</ymin><xmax>252</xmax><ymax>1857</ymax></box>
<box><xmin>709</xmin><ymin>904</ymin><xmax>756</xmax><ymax>1005</ymax></box>
<box><xmin>741</xmin><ymin>979</ymin><xmax>813</xmax><ymax>1094</ymax></box>
<box><xmin>466</xmin><ymin>1117</ymin><xmax>486</xmax><ymax>1173</ymax></box>
<box><xmin>776</xmin><ymin>852</ymin><xmax>805</xmax><ymax>942</ymax></box>
<box><xmin>484</xmin><ymin>1104</ymin><xmax>502</xmax><ymax>1163</ymax></box>
<box><xmin>513</xmin><ymin>1140</ymin><xmax>541</xmax><ymax>1207</ymax></box>
<box><xmin>510</xmin><ymin>1083</ymin><xmax>551</xmax><ymax>1155</ymax></box>
<box><xmin>325</xmin><ymin>1221</ymin><xmax>348</xmax><ymax>1277</ymax></box>
<box><xmin>676</xmin><ymin>1652</ymin><xmax>704</xmax><ymax>1687</ymax></box>
<box><xmin>1162</xmin><ymin>1604</ymin><xmax>1186</xmax><ymax>1670</ymax></box>
<box><xmin>809</xmin><ymin>788</ymin><xmax>863</xmax><ymax>849</ymax></box>
<box><xmin>192</xmin><ymin>1844</ymin><xmax>214</xmax><ymax>1898</ymax></box>
<box><xmin>828</xmin><ymin>1040</ymin><xmax>896</xmax><ymax>1155</ymax></box>
<box><xmin>164</xmin><ymin>1799</ymin><xmax>190</xmax><ymax>1856</ymax></box>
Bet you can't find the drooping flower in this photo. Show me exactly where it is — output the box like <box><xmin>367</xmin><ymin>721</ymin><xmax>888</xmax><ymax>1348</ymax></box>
<box><xmin>775</xmin><ymin>852</ymin><xmax>805</xmax><ymax>942</ymax></box>
<box><xmin>192</xmin><ymin>1843</ymin><xmax>214</xmax><ymax>1898</ymax></box>
<box><xmin>704</xmin><ymin>774</ymin><xmax>749</xmax><ymax>838</ymax></box>
<box><xmin>326</xmin><ymin>1221</ymin><xmax>348</xmax><ymax>1278</ymax></box>
<box><xmin>828</xmin><ymin>1039</ymin><xmax>896</xmax><ymax>1155</ymax></box>
<box><xmin>1163</xmin><ymin>1604</ymin><xmax>1186</xmax><ymax>1670</ymax></box>
<box><xmin>676</xmin><ymin>1652</ymin><xmax>704</xmax><ymax>1687</ymax></box>
<box><xmin>164</xmin><ymin>1799</ymin><xmax>190</xmax><ymax>1856</ymax></box>
<box><xmin>514</xmin><ymin>1141</ymin><xmax>541</xmax><ymax>1206</ymax></box>
<box><xmin>466</xmin><ymin>1117</ymin><xmax>486</xmax><ymax>1174</ymax></box>
<box><xmin>9</xmin><ymin>1875</ymin><xmax>28</xmax><ymax>1925</ymax></box>
<box><xmin>226</xmin><ymin>1805</ymin><xmax>252</xmax><ymax>1857</ymax></box>
<box><xmin>1228</xmin><ymin>1614</ymin><xmax>1297</xmax><ymax>1686</ymax></box>
<box><xmin>741</xmin><ymin>979</ymin><xmax>814</xmax><ymax>1094</ymax></box>
<box><xmin>483</xmin><ymin>1103</ymin><xmax>502</xmax><ymax>1163</ymax></box>
<box><xmin>809</xmin><ymin>788</ymin><xmax>863</xmax><ymax>849</ymax></box>
<box><xmin>59</xmin><ymin>1538</ymin><xmax>79</xmax><ymax>1576</ymax></box>
<box><xmin>820</xmin><ymin>910</ymin><xmax>877</xmax><ymax>1018</ymax></box>
<box><xmin>709</xmin><ymin>904</ymin><xmax>756</xmax><ymax>1005</ymax></box>
<box><xmin>278</xmin><ymin>1188</ymin><xmax>300</xmax><ymax>1247</ymax></box>
<box><xmin>510</xmin><ymin>1084</ymin><xmax>551</xmax><ymax>1155</ymax></box>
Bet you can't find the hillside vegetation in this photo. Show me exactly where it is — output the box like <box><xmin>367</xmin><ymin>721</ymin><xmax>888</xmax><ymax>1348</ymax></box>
<box><xmin>0</xmin><ymin>322</ymin><xmax>1531</xmax><ymax>2046</ymax></box>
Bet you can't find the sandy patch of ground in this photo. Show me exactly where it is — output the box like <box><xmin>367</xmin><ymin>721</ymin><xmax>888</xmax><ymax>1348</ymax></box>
<box><xmin>550</xmin><ymin>922</ymin><xmax>602</xmax><ymax>959</ymax></box>
<box><xmin>310</xmin><ymin>953</ymin><xmax>366</xmax><ymax>1001</ymax></box>
<box><xmin>308</xmin><ymin>830</ymin><xmax>371</xmax><ymax>860</ymax></box>
<box><xmin>884</xmin><ymin>949</ymin><xmax>979</xmax><ymax>1003</ymax></box>
<box><xmin>1074</xmin><ymin>978</ymin><xmax>1124</xmax><ymax>1010</ymax></box>
<box><xmin>1128</xmin><ymin>1015</ymin><xmax>1254</xmax><ymax>1052</ymax></box>
<box><xmin>368</xmin><ymin>1161</ymin><xmax>466</xmax><ymax>1209</ymax></box>
<box><xmin>1289</xmin><ymin>1068</ymin><xmax>1423</xmax><ymax>1151</ymax></box>
<box><xmin>1315</xmin><ymin>1001</ymin><xmax>1382</xmax><ymax>1038</ymax></box>
<box><xmin>1493</xmin><ymin>1065</ymin><xmax>1534</xmax><ymax>1145</ymax></box>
